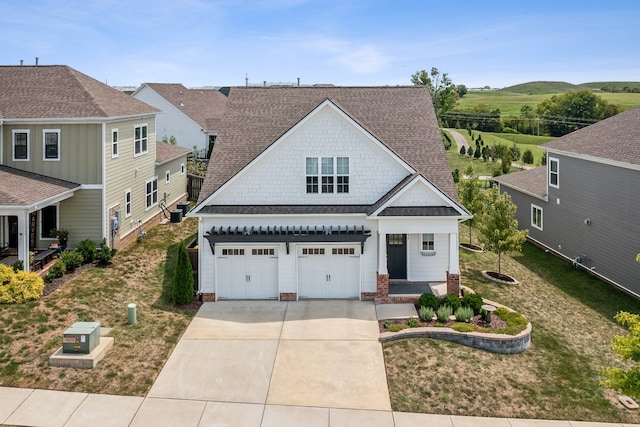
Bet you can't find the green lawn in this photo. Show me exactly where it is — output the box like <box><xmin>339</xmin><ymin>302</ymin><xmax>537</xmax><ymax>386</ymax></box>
<box><xmin>384</xmin><ymin>226</ymin><xmax>640</xmax><ymax>423</ymax></box>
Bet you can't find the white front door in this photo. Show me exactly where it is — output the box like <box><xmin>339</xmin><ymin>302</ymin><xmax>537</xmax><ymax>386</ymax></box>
<box><xmin>217</xmin><ymin>247</ymin><xmax>278</xmax><ymax>299</ymax></box>
<box><xmin>297</xmin><ymin>246</ymin><xmax>360</xmax><ymax>298</ymax></box>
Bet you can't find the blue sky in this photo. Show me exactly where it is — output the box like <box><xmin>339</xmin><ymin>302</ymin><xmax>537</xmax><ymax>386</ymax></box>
<box><xmin>1</xmin><ymin>0</ymin><xmax>639</xmax><ymax>88</ymax></box>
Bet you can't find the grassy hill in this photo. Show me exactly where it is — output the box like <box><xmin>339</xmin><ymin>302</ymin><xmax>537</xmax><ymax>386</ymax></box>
<box><xmin>457</xmin><ymin>81</ymin><xmax>640</xmax><ymax>116</ymax></box>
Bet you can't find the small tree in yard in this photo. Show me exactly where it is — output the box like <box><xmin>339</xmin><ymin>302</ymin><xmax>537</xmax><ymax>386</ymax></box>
<box><xmin>477</xmin><ymin>187</ymin><xmax>528</xmax><ymax>274</ymax></box>
<box><xmin>169</xmin><ymin>242</ymin><xmax>194</xmax><ymax>305</ymax></box>
<box><xmin>457</xmin><ymin>165</ymin><xmax>486</xmax><ymax>245</ymax></box>
<box><xmin>601</xmin><ymin>311</ymin><xmax>640</xmax><ymax>400</ymax></box>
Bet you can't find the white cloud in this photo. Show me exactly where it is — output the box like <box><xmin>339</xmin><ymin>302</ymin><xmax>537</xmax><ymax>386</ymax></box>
<box><xmin>303</xmin><ymin>37</ymin><xmax>389</xmax><ymax>74</ymax></box>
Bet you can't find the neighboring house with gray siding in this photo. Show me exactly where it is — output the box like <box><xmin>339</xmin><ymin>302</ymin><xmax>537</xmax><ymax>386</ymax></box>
<box><xmin>0</xmin><ymin>65</ymin><xmax>189</xmax><ymax>271</ymax></box>
<box><xmin>495</xmin><ymin>107</ymin><xmax>640</xmax><ymax>296</ymax></box>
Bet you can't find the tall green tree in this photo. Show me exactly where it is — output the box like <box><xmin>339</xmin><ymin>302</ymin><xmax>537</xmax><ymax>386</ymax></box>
<box><xmin>169</xmin><ymin>242</ymin><xmax>195</xmax><ymax>305</ymax></box>
<box><xmin>411</xmin><ymin>67</ymin><xmax>459</xmax><ymax>116</ymax></box>
<box><xmin>601</xmin><ymin>311</ymin><xmax>640</xmax><ymax>399</ymax></box>
<box><xmin>536</xmin><ymin>90</ymin><xmax>621</xmax><ymax>136</ymax></box>
<box><xmin>457</xmin><ymin>166</ymin><xmax>486</xmax><ymax>245</ymax></box>
<box><xmin>477</xmin><ymin>187</ymin><xmax>528</xmax><ymax>274</ymax></box>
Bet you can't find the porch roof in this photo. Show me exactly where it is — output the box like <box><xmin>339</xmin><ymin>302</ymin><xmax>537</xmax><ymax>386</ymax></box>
<box><xmin>0</xmin><ymin>166</ymin><xmax>80</xmax><ymax>209</ymax></box>
<box><xmin>377</xmin><ymin>206</ymin><xmax>460</xmax><ymax>217</ymax></box>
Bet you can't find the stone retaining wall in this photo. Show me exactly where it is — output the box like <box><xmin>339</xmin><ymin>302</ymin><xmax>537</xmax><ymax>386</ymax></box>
<box><xmin>380</xmin><ymin>322</ymin><xmax>531</xmax><ymax>354</ymax></box>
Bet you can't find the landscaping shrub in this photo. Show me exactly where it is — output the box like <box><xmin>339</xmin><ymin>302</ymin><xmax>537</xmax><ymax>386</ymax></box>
<box><xmin>455</xmin><ymin>306</ymin><xmax>474</xmax><ymax>322</ymax></box>
<box><xmin>43</xmin><ymin>261</ymin><xmax>66</xmax><ymax>283</ymax></box>
<box><xmin>60</xmin><ymin>250</ymin><xmax>83</xmax><ymax>272</ymax></box>
<box><xmin>406</xmin><ymin>317</ymin><xmax>419</xmax><ymax>328</ymax></box>
<box><xmin>95</xmin><ymin>239</ymin><xmax>115</xmax><ymax>265</ymax></box>
<box><xmin>436</xmin><ymin>304</ymin><xmax>453</xmax><ymax>322</ymax></box>
<box><xmin>11</xmin><ymin>260</ymin><xmax>23</xmax><ymax>272</ymax></box>
<box><xmin>0</xmin><ymin>264</ymin><xmax>44</xmax><ymax>304</ymax></box>
<box><xmin>461</xmin><ymin>292</ymin><xmax>484</xmax><ymax>314</ymax></box>
<box><xmin>418</xmin><ymin>306</ymin><xmax>435</xmax><ymax>321</ymax></box>
<box><xmin>76</xmin><ymin>239</ymin><xmax>97</xmax><ymax>263</ymax></box>
<box><xmin>451</xmin><ymin>322</ymin><xmax>475</xmax><ymax>333</ymax></box>
<box><xmin>494</xmin><ymin>307</ymin><xmax>529</xmax><ymax>335</ymax></box>
<box><xmin>386</xmin><ymin>324</ymin><xmax>407</xmax><ymax>332</ymax></box>
<box><xmin>418</xmin><ymin>293</ymin><xmax>439</xmax><ymax>310</ymax></box>
<box><xmin>440</xmin><ymin>294</ymin><xmax>461</xmax><ymax>311</ymax></box>
<box><xmin>168</xmin><ymin>242</ymin><xmax>194</xmax><ymax>305</ymax></box>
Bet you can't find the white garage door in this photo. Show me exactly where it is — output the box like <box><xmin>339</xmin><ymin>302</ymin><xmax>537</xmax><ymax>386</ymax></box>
<box><xmin>297</xmin><ymin>246</ymin><xmax>360</xmax><ymax>299</ymax></box>
<box><xmin>217</xmin><ymin>247</ymin><xmax>279</xmax><ymax>299</ymax></box>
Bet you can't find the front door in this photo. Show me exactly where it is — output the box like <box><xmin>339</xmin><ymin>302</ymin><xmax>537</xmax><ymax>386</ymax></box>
<box><xmin>386</xmin><ymin>234</ymin><xmax>407</xmax><ymax>280</ymax></box>
<box><xmin>8</xmin><ymin>216</ymin><xmax>18</xmax><ymax>248</ymax></box>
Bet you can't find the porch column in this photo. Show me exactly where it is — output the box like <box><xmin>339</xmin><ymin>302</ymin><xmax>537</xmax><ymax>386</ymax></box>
<box><xmin>449</xmin><ymin>233</ymin><xmax>459</xmax><ymax>274</ymax></box>
<box><xmin>17</xmin><ymin>212</ymin><xmax>30</xmax><ymax>272</ymax></box>
<box><xmin>376</xmin><ymin>232</ymin><xmax>389</xmax><ymax>300</ymax></box>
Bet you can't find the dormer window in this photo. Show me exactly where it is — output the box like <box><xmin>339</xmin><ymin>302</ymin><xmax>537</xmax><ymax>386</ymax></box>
<box><xmin>306</xmin><ymin>157</ymin><xmax>349</xmax><ymax>194</ymax></box>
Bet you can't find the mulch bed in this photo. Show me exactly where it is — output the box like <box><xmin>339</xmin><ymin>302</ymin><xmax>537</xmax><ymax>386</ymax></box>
<box><xmin>459</xmin><ymin>243</ymin><xmax>484</xmax><ymax>252</ymax></box>
<box><xmin>379</xmin><ymin>312</ymin><xmax>507</xmax><ymax>333</ymax></box>
<box><xmin>42</xmin><ymin>263</ymin><xmax>95</xmax><ymax>296</ymax></box>
<box><xmin>482</xmin><ymin>270</ymin><xmax>518</xmax><ymax>284</ymax></box>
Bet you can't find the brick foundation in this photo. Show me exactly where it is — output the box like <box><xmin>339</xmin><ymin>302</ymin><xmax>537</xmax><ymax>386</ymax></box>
<box><xmin>113</xmin><ymin>195</ymin><xmax>188</xmax><ymax>251</ymax></box>
<box><xmin>376</xmin><ymin>273</ymin><xmax>389</xmax><ymax>299</ymax></box>
<box><xmin>361</xmin><ymin>292</ymin><xmax>377</xmax><ymax>301</ymax></box>
<box><xmin>279</xmin><ymin>292</ymin><xmax>297</xmax><ymax>301</ymax></box>
<box><xmin>446</xmin><ymin>271</ymin><xmax>460</xmax><ymax>296</ymax></box>
<box><xmin>200</xmin><ymin>293</ymin><xmax>216</xmax><ymax>302</ymax></box>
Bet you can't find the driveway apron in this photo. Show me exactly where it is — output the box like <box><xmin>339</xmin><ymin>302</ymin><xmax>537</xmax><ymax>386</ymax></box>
<box><xmin>148</xmin><ymin>300</ymin><xmax>391</xmax><ymax>412</ymax></box>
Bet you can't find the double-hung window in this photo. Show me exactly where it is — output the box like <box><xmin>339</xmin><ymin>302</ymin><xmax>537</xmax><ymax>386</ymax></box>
<box><xmin>422</xmin><ymin>233</ymin><xmax>435</xmax><ymax>251</ymax></box>
<box><xmin>12</xmin><ymin>130</ymin><xmax>29</xmax><ymax>161</ymax></box>
<box><xmin>125</xmin><ymin>189</ymin><xmax>132</xmax><ymax>218</ymax></box>
<box><xmin>134</xmin><ymin>124</ymin><xmax>148</xmax><ymax>156</ymax></box>
<box><xmin>112</xmin><ymin>129</ymin><xmax>119</xmax><ymax>158</ymax></box>
<box><xmin>145</xmin><ymin>177</ymin><xmax>158</xmax><ymax>209</ymax></box>
<box><xmin>549</xmin><ymin>157</ymin><xmax>559</xmax><ymax>188</ymax></box>
<box><xmin>43</xmin><ymin>129</ymin><xmax>60</xmax><ymax>161</ymax></box>
<box><xmin>305</xmin><ymin>156</ymin><xmax>349</xmax><ymax>194</ymax></box>
<box><xmin>531</xmin><ymin>204</ymin><xmax>543</xmax><ymax>231</ymax></box>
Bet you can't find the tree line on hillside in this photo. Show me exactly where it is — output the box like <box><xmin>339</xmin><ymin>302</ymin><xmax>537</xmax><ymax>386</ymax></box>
<box><xmin>412</xmin><ymin>68</ymin><xmax>622</xmax><ymax>137</ymax></box>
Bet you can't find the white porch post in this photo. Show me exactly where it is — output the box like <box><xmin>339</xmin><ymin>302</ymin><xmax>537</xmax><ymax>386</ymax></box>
<box><xmin>17</xmin><ymin>212</ymin><xmax>30</xmax><ymax>272</ymax></box>
<box><xmin>378</xmin><ymin>232</ymin><xmax>387</xmax><ymax>275</ymax></box>
<box><xmin>449</xmin><ymin>232</ymin><xmax>459</xmax><ymax>274</ymax></box>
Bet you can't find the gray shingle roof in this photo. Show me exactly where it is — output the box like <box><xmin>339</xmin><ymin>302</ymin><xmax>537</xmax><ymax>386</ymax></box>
<box><xmin>542</xmin><ymin>107</ymin><xmax>640</xmax><ymax>166</ymax></box>
<box><xmin>156</xmin><ymin>142</ymin><xmax>191</xmax><ymax>165</ymax></box>
<box><xmin>0</xmin><ymin>65</ymin><xmax>159</xmax><ymax>119</ymax></box>
<box><xmin>197</xmin><ymin>86</ymin><xmax>456</xmax><ymax>205</ymax></box>
<box><xmin>142</xmin><ymin>83</ymin><xmax>227</xmax><ymax>130</ymax></box>
<box><xmin>493</xmin><ymin>167</ymin><xmax>548</xmax><ymax>198</ymax></box>
<box><xmin>0</xmin><ymin>166</ymin><xmax>80</xmax><ymax>207</ymax></box>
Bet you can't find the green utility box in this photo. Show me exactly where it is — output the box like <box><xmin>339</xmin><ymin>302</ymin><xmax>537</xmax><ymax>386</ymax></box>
<box><xmin>62</xmin><ymin>322</ymin><xmax>100</xmax><ymax>354</ymax></box>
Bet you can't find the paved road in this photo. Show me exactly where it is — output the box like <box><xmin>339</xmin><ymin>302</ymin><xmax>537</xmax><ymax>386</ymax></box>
<box><xmin>445</xmin><ymin>128</ymin><xmax>469</xmax><ymax>150</ymax></box>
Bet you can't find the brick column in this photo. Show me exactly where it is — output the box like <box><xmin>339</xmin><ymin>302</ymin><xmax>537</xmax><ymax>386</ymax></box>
<box><xmin>200</xmin><ymin>293</ymin><xmax>216</xmax><ymax>302</ymax></box>
<box><xmin>446</xmin><ymin>271</ymin><xmax>460</xmax><ymax>296</ymax></box>
<box><xmin>279</xmin><ymin>292</ymin><xmax>297</xmax><ymax>301</ymax></box>
<box><xmin>377</xmin><ymin>273</ymin><xmax>389</xmax><ymax>299</ymax></box>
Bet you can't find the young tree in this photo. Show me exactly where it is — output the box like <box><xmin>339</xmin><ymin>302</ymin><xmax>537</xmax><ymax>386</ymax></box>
<box><xmin>457</xmin><ymin>166</ymin><xmax>486</xmax><ymax>245</ymax></box>
<box><xmin>169</xmin><ymin>242</ymin><xmax>195</xmax><ymax>305</ymax></box>
<box><xmin>411</xmin><ymin>67</ymin><xmax>459</xmax><ymax>115</ymax></box>
<box><xmin>459</xmin><ymin>145</ymin><xmax>466</xmax><ymax>155</ymax></box>
<box><xmin>601</xmin><ymin>311</ymin><xmax>640</xmax><ymax>399</ymax></box>
<box><xmin>477</xmin><ymin>187</ymin><xmax>528</xmax><ymax>274</ymax></box>
<box><xmin>522</xmin><ymin>149</ymin><xmax>534</xmax><ymax>164</ymax></box>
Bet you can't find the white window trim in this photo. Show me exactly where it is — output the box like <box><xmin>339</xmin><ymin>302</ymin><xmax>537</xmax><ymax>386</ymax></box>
<box><xmin>421</xmin><ymin>233</ymin><xmax>436</xmax><ymax>255</ymax></box>
<box><xmin>531</xmin><ymin>204</ymin><xmax>543</xmax><ymax>231</ymax></box>
<box><xmin>112</xmin><ymin>128</ymin><xmax>119</xmax><ymax>158</ymax></box>
<box><xmin>549</xmin><ymin>157</ymin><xmax>559</xmax><ymax>189</ymax></box>
<box><xmin>305</xmin><ymin>156</ymin><xmax>350</xmax><ymax>194</ymax></box>
<box><xmin>42</xmin><ymin>129</ymin><xmax>61</xmax><ymax>161</ymax></box>
<box><xmin>134</xmin><ymin>123</ymin><xmax>149</xmax><ymax>157</ymax></box>
<box><xmin>124</xmin><ymin>188</ymin><xmax>132</xmax><ymax>218</ymax></box>
<box><xmin>165</xmin><ymin>170</ymin><xmax>170</xmax><ymax>184</ymax></box>
<box><xmin>145</xmin><ymin>176</ymin><xmax>158</xmax><ymax>210</ymax></box>
<box><xmin>180</xmin><ymin>163</ymin><xmax>185</xmax><ymax>175</ymax></box>
<box><xmin>12</xmin><ymin>129</ymin><xmax>30</xmax><ymax>161</ymax></box>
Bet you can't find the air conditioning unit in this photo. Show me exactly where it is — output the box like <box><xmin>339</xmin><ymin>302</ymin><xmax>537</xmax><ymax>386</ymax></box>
<box><xmin>62</xmin><ymin>322</ymin><xmax>100</xmax><ymax>354</ymax></box>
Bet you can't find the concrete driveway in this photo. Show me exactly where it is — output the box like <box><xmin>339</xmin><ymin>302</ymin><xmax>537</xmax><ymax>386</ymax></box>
<box><xmin>148</xmin><ymin>300</ymin><xmax>391</xmax><ymax>418</ymax></box>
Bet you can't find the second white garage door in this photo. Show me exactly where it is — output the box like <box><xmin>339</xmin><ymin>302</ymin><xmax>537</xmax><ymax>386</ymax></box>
<box><xmin>297</xmin><ymin>246</ymin><xmax>360</xmax><ymax>299</ymax></box>
<box><xmin>217</xmin><ymin>247</ymin><xmax>279</xmax><ymax>299</ymax></box>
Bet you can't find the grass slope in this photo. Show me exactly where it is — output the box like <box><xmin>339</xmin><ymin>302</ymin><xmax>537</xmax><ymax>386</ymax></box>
<box><xmin>500</xmin><ymin>81</ymin><xmax>582</xmax><ymax>94</ymax></box>
<box><xmin>384</xmin><ymin>226</ymin><xmax>640</xmax><ymax>423</ymax></box>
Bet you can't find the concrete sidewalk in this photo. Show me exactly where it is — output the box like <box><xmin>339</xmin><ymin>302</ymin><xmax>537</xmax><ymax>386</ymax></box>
<box><xmin>1</xmin><ymin>301</ymin><xmax>639</xmax><ymax>426</ymax></box>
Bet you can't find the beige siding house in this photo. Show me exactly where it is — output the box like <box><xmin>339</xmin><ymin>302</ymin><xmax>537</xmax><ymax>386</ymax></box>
<box><xmin>0</xmin><ymin>65</ymin><xmax>189</xmax><ymax>271</ymax></box>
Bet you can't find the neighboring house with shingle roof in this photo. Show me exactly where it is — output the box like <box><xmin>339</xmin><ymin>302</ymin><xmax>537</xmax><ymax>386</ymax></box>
<box><xmin>495</xmin><ymin>107</ymin><xmax>640</xmax><ymax>296</ymax></box>
<box><xmin>131</xmin><ymin>83</ymin><xmax>228</xmax><ymax>156</ymax></box>
<box><xmin>0</xmin><ymin>65</ymin><xmax>189</xmax><ymax>271</ymax></box>
<box><xmin>190</xmin><ymin>86</ymin><xmax>471</xmax><ymax>302</ymax></box>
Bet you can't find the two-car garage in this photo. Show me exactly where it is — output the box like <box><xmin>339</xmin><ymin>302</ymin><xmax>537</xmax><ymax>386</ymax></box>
<box><xmin>215</xmin><ymin>244</ymin><xmax>361</xmax><ymax>300</ymax></box>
